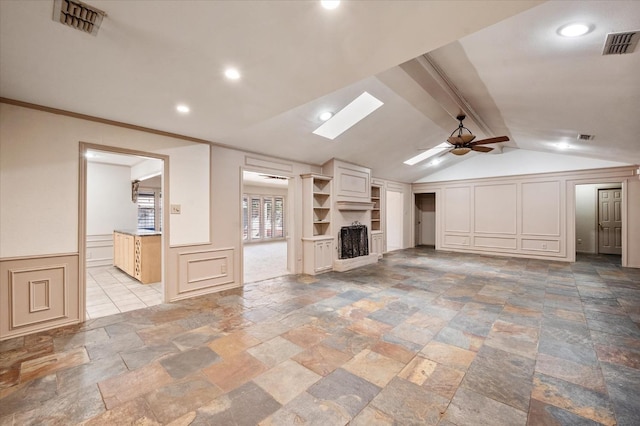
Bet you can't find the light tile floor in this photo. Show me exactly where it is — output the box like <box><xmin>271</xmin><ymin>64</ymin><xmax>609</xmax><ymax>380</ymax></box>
<box><xmin>86</xmin><ymin>266</ymin><xmax>163</xmax><ymax>320</ymax></box>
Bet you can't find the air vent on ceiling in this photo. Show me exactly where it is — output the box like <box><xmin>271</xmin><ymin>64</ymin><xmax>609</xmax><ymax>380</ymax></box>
<box><xmin>602</xmin><ymin>31</ymin><xmax>639</xmax><ymax>55</ymax></box>
<box><xmin>52</xmin><ymin>0</ymin><xmax>105</xmax><ymax>36</ymax></box>
<box><xmin>260</xmin><ymin>175</ymin><xmax>288</xmax><ymax>180</ymax></box>
<box><xmin>577</xmin><ymin>134</ymin><xmax>595</xmax><ymax>141</ymax></box>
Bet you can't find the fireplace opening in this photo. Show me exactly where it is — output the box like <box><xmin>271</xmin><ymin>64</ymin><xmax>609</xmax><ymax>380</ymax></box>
<box><xmin>339</xmin><ymin>222</ymin><xmax>369</xmax><ymax>259</ymax></box>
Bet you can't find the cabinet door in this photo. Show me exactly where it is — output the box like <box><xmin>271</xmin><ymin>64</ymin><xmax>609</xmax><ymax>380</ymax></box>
<box><xmin>123</xmin><ymin>235</ymin><xmax>135</xmax><ymax>276</ymax></box>
<box><xmin>314</xmin><ymin>241</ymin><xmax>325</xmax><ymax>272</ymax></box>
<box><xmin>322</xmin><ymin>240</ymin><xmax>333</xmax><ymax>270</ymax></box>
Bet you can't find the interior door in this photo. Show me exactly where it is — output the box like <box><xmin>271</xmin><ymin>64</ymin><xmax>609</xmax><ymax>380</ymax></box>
<box><xmin>598</xmin><ymin>188</ymin><xmax>622</xmax><ymax>255</ymax></box>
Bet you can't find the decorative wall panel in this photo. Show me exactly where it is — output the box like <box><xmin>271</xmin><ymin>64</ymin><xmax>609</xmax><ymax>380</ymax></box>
<box><xmin>177</xmin><ymin>248</ymin><xmax>234</xmax><ymax>295</ymax></box>
<box><xmin>522</xmin><ymin>181</ymin><xmax>560</xmax><ymax>236</ymax></box>
<box><xmin>521</xmin><ymin>239</ymin><xmax>560</xmax><ymax>253</ymax></box>
<box><xmin>245</xmin><ymin>156</ymin><xmax>293</xmax><ymax>173</ymax></box>
<box><xmin>444</xmin><ymin>187</ymin><xmax>471</xmax><ymax>233</ymax></box>
<box><xmin>1</xmin><ymin>254</ymin><xmax>79</xmax><ymax>340</ymax></box>
<box><xmin>474</xmin><ymin>184</ymin><xmax>517</xmax><ymax>234</ymax></box>
<box><xmin>444</xmin><ymin>235</ymin><xmax>470</xmax><ymax>246</ymax></box>
<box><xmin>335</xmin><ymin>163</ymin><xmax>370</xmax><ymax>201</ymax></box>
<box><xmin>475</xmin><ymin>236</ymin><xmax>517</xmax><ymax>250</ymax></box>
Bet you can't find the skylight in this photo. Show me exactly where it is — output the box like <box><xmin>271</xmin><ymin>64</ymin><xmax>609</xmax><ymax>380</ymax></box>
<box><xmin>312</xmin><ymin>92</ymin><xmax>383</xmax><ymax>140</ymax></box>
<box><xmin>404</xmin><ymin>143</ymin><xmax>449</xmax><ymax>166</ymax></box>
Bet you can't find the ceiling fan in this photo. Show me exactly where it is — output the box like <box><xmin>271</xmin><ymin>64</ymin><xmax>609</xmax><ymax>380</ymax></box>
<box><xmin>446</xmin><ymin>114</ymin><xmax>509</xmax><ymax>155</ymax></box>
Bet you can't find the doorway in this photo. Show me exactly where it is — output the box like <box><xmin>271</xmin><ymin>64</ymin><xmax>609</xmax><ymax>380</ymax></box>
<box><xmin>81</xmin><ymin>145</ymin><xmax>167</xmax><ymax>320</ymax></box>
<box><xmin>415</xmin><ymin>193</ymin><xmax>436</xmax><ymax>246</ymax></box>
<box><xmin>575</xmin><ymin>183</ymin><xmax>622</xmax><ymax>257</ymax></box>
<box><xmin>242</xmin><ymin>171</ymin><xmax>290</xmax><ymax>283</ymax></box>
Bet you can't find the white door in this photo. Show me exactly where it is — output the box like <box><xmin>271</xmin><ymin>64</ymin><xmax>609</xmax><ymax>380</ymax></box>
<box><xmin>598</xmin><ymin>188</ymin><xmax>622</xmax><ymax>255</ymax></box>
<box><xmin>386</xmin><ymin>190</ymin><xmax>403</xmax><ymax>252</ymax></box>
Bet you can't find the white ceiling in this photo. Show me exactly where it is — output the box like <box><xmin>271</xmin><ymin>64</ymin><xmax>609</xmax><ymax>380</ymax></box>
<box><xmin>1</xmin><ymin>1</ymin><xmax>639</xmax><ymax>182</ymax></box>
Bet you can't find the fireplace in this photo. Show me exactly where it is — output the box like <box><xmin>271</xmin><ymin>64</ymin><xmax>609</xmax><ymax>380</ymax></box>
<box><xmin>339</xmin><ymin>223</ymin><xmax>369</xmax><ymax>259</ymax></box>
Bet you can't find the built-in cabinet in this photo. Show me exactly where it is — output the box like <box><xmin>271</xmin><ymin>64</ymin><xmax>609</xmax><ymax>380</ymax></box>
<box><xmin>371</xmin><ymin>232</ymin><xmax>384</xmax><ymax>258</ymax></box>
<box><xmin>114</xmin><ymin>231</ymin><xmax>161</xmax><ymax>284</ymax></box>
<box><xmin>371</xmin><ymin>185</ymin><xmax>381</xmax><ymax>231</ymax></box>
<box><xmin>301</xmin><ymin>174</ymin><xmax>334</xmax><ymax>275</ymax></box>
<box><xmin>371</xmin><ymin>184</ymin><xmax>384</xmax><ymax>258</ymax></box>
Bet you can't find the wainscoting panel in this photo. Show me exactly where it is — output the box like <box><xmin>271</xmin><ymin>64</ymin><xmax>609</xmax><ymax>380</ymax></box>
<box><xmin>521</xmin><ymin>238</ymin><xmax>561</xmax><ymax>253</ymax></box>
<box><xmin>1</xmin><ymin>254</ymin><xmax>79</xmax><ymax>340</ymax></box>
<box><xmin>177</xmin><ymin>248</ymin><xmax>234</xmax><ymax>296</ymax></box>
<box><xmin>443</xmin><ymin>235</ymin><xmax>470</xmax><ymax>246</ymax></box>
<box><xmin>522</xmin><ymin>181</ymin><xmax>561</xmax><ymax>236</ymax></box>
<box><xmin>474</xmin><ymin>184</ymin><xmax>517</xmax><ymax>234</ymax></box>
<box><xmin>444</xmin><ymin>187</ymin><xmax>471</xmax><ymax>233</ymax></box>
<box><xmin>475</xmin><ymin>236</ymin><xmax>518</xmax><ymax>250</ymax></box>
<box><xmin>86</xmin><ymin>234</ymin><xmax>114</xmax><ymax>268</ymax></box>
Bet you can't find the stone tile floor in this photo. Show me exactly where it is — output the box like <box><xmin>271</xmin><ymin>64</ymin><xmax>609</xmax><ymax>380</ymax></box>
<box><xmin>1</xmin><ymin>247</ymin><xmax>639</xmax><ymax>425</ymax></box>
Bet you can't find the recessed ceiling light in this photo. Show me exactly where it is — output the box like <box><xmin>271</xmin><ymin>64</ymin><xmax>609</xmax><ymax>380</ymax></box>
<box><xmin>319</xmin><ymin>111</ymin><xmax>333</xmax><ymax>121</ymax></box>
<box><xmin>176</xmin><ymin>104</ymin><xmax>190</xmax><ymax>114</ymax></box>
<box><xmin>225</xmin><ymin>68</ymin><xmax>241</xmax><ymax>80</ymax></box>
<box><xmin>404</xmin><ymin>143</ymin><xmax>449</xmax><ymax>166</ymax></box>
<box><xmin>556</xmin><ymin>142</ymin><xmax>571</xmax><ymax>150</ymax></box>
<box><xmin>313</xmin><ymin>92</ymin><xmax>383</xmax><ymax>140</ymax></box>
<box><xmin>558</xmin><ymin>23</ymin><xmax>591</xmax><ymax>37</ymax></box>
<box><xmin>321</xmin><ymin>0</ymin><xmax>340</xmax><ymax>10</ymax></box>
<box><xmin>430</xmin><ymin>158</ymin><xmax>442</xmax><ymax>166</ymax></box>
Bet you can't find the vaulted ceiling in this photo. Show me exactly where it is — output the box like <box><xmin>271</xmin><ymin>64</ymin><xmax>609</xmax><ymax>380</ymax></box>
<box><xmin>1</xmin><ymin>1</ymin><xmax>638</xmax><ymax>182</ymax></box>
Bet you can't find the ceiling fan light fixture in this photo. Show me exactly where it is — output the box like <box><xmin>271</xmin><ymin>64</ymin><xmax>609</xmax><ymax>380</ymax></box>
<box><xmin>460</xmin><ymin>134</ymin><xmax>476</xmax><ymax>143</ymax></box>
<box><xmin>451</xmin><ymin>147</ymin><xmax>471</xmax><ymax>156</ymax></box>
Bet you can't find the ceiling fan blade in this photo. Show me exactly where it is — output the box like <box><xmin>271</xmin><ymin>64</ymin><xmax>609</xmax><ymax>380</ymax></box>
<box><xmin>471</xmin><ymin>146</ymin><xmax>493</xmax><ymax>153</ymax></box>
<box><xmin>469</xmin><ymin>136</ymin><xmax>509</xmax><ymax>146</ymax></box>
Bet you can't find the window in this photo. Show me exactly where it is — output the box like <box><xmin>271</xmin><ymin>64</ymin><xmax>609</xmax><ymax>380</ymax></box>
<box><xmin>137</xmin><ymin>189</ymin><xmax>161</xmax><ymax>231</ymax></box>
<box><xmin>243</xmin><ymin>194</ymin><xmax>285</xmax><ymax>242</ymax></box>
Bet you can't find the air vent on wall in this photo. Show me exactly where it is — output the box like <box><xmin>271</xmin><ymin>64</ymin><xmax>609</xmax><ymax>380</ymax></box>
<box><xmin>577</xmin><ymin>134</ymin><xmax>595</xmax><ymax>141</ymax></box>
<box><xmin>52</xmin><ymin>0</ymin><xmax>105</xmax><ymax>36</ymax></box>
<box><xmin>602</xmin><ymin>31</ymin><xmax>639</xmax><ymax>55</ymax></box>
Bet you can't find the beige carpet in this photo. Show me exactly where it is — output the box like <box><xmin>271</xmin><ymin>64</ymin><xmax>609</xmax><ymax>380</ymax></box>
<box><xmin>243</xmin><ymin>240</ymin><xmax>289</xmax><ymax>283</ymax></box>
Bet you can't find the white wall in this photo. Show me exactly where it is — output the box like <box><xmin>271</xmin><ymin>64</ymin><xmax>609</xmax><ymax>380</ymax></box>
<box><xmin>414</xmin><ymin>166</ymin><xmax>640</xmax><ymax>267</ymax></box>
<box><xmin>417</xmin><ymin>148</ymin><xmax>631</xmax><ymax>183</ymax></box>
<box><xmin>0</xmin><ymin>103</ymin><xmax>210</xmax><ymax>257</ymax></box>
<box><xmin>131</xmin><ymin>158</ymin><xmax>162</xmax><ymax>181</ymax></box>
<box><xmin>243</xmin><ymin>184</ymin><xmax>288</xmax><ymax>197</ymax></box>
<box><xmin>86</xmin><ymin>162</ymin><xmax>138</xmax><ymax>235</ymax></box>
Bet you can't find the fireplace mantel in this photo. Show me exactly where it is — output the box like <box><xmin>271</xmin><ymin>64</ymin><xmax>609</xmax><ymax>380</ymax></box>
<box><xmin>336</xmin><ymin>201</ymin><xmax>375</xmax><ymax>211</ymax></box>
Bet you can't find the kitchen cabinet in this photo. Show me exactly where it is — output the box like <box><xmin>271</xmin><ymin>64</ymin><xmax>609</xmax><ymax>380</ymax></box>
<box><xmin>113</xmin><ymin>230</ymin><xmax>161</xmax><ymax>284</ymax></box>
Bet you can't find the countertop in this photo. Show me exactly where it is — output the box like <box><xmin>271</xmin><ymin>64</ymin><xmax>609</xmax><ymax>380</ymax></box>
<box><xmin>114</xmin><ymin>229</ymin><xmax>162</xmax><ymax>236</ymax></box>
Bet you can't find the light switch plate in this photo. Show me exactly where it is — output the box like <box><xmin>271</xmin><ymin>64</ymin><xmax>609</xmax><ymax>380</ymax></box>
<box><xmin>170</xmin><ymin>204</ymin><xmax>181</xmax><ymax>214</ymax></box>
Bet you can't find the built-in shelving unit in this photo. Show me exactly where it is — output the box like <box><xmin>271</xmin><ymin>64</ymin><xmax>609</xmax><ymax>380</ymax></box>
<box><xmin>371</xmin><ymin>185</ymin><xmax>381</xmax><ymax>231</ymax></box>
<box><xmin>312</xmin><ymin>176</ymin><xmax>332</xmax><ymax>236</ymax></box>
<box><xmin>301</xmin><ymin>174</ymin><xmax>334</xmax><ymax>275</ymax></box>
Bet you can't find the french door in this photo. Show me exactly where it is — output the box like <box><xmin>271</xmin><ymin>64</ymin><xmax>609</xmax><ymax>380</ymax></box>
<box><xmin>243</xmin><ymin>195</ymin><xmax>285</xmax><ymax>242</ymax></box>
